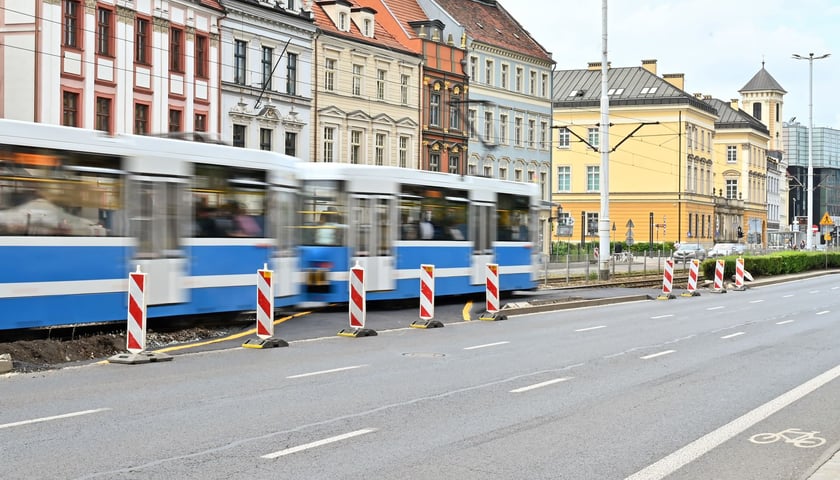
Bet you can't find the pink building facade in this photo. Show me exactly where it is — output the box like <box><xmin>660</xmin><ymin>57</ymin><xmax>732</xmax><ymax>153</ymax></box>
<box><xmin>0</xmin><ymin>0</ymin><xmax>223</xmax><ymax>135</ymax></box>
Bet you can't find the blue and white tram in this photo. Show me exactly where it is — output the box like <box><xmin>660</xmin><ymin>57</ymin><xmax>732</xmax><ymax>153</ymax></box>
<box><xmin>0</xmin><ymin>120</ymin><xmax>300</xmax><ymax>330</ymax></box>
<box><xmin>297</xmin><ymin>163</ymin><xmax>541</xmax><ymax>304</ymax></box>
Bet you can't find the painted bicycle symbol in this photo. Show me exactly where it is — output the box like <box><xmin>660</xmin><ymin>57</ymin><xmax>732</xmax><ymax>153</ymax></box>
<box><xmin>750</xmin><ymin>428</ymin><xmax>826</xmax><ymax>448</ymax></box>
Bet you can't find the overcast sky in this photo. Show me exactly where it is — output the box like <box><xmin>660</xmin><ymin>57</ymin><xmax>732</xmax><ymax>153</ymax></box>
<box><xmin>502</xmin><ymin>0</ymin><xmax>840</xmax><ymax>129</ymax></box>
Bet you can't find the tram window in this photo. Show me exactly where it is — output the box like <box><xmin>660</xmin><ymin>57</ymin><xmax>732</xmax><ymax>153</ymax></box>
<box><xmin>400</xmin><ymin>185</ymin><xmax>468</xmax><ymax>241</ymax></box>
<box><xmin>0</xmin><ymin>146</ymin><xmax>123</xmax><ymax>236</ymax></box>
<box><xmin>497</xmin><ymin>194</ymin><xmax>530</xmax><ymax>241</ymax></box>
<box><xmin>300</xmin><ymin>180</ymin><xmax>347</xmax><ymax>246</ymax></box>
<box><xmin>192</xmin><ymin>164</ymin><xmax>267</xmax><ymax>238</ymax></box>
<box><xmin>129</xmin><ymin>180</ymin><xmax>185</xmax><ymax>258</ymax></box>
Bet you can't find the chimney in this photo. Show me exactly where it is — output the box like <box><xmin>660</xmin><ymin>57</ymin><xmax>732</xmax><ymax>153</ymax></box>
<box><xmin>587</xmin><ymin>61</ymin><xmax>601</xmax><ymax>71</ymax></box>
<box><xmin>641</xmin><ymin>59</ymin><xmax>657</xmax><ymax>75</ymax></box>
<box><xmin>694</xmin><ymin>92</ymin><xmax>703</xmax><ymax>99</ymax></box>
<box><xmin>730</xmin><ymin>98</ymin><xmax>740</xmax><ymax>110</ymax></box>
<box><xmin>662</xmin><ymin>73</ymin><xmax>684</xmax><ymax>90</ymax></box>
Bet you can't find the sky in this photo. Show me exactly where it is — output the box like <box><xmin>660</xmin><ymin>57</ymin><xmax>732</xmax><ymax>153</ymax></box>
<box><xmin>502</xmin><ymin>0</ymin><xmax>840</xmax><ymax>129</ymax></box>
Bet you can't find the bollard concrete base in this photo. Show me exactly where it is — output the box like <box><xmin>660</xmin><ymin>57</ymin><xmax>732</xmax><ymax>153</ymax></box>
<box><xmin>478</xmin><ymin>311</ymin><xmax>507</xmax><ymax>321</ymax></box>
<box><xmin>410</xmin><ymin>319</ymin><xmax>444</xmax><ymax>329</ymax></box>
<box><xmin>0</xmin><ymin>353</ymin><xmax>12</xmax><ymax>374</ymax></box>
<box><xmin>242</xmin><ymin>337</ymin><xmax>288</xmax><ymax>349</ymax></box>
<box><xmin>108</xmin><ymin>351</ymin><xmax>173</xmax><ymax>365</ymax></box>
<box><xmin>337</xmin><ymin>328</ymin><xmax>377</xmax><ymax>338</ymax></box>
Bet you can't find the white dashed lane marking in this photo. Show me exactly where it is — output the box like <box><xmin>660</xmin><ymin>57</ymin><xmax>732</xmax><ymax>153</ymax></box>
<box><xmin>816</xmin><ymin>311</ymin><xmax>830</xmax><ymax>316</ymax></box>
<box><xmin>640</xmin><ymin>350</ymin><xmax>676</xmax><ymax>360</ymax></box>
<box><xmin>777</xmin><ymin>320</ymin><xmax>794</xmax><ymax>325</ymax></box>
<box><xmin>651</xmin><ymin>314</ymin><xmax>673</xmax><ymax>319</ymax></box>
<box><xmin>749</xmin><ymin>300</ymin><xmax>764</xmax><ymax>304</ymax></box>
<box><xmin>575</xmin><ymin>325</ymin><xmax>607</xmax><ymax>332</ymax></box>
<box><xmin>0</xmin><ymin>408</ymin><xmax>111</xmax><ymax>430</ymax></box>
<box><xmin>721</xmin><ymin>332</ymin><xmax>745</xmax><ymax>339</ymax></box>
<box><xmin>707</xmin><ymin>306</ymin><xmax>724</xmax><ymax>311</ymax></box>
<box><xmin>464</xmin><ymin>341</ymin><xmax>510</xmax><ymax>350</ymax></box>
<box><xmin>262</xmin><ymin>428</ymin><xmax>376</xmax><ymax>459</ymax></box>
<box><xmin>286</xmin><ymin>365</ymin><xmax>368</xmax><ymax>379</ymax></box>
<box><xmin>510</xmin><ymin>377</ymin><xmax>573</xmax><ymax>393</ymax></box>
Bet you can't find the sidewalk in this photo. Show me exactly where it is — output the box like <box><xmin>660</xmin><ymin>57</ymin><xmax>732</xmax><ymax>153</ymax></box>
<box><xmin>809</xmin><ymin>450</ymin><xmax>840</xmax><ymax>479</ymax></box>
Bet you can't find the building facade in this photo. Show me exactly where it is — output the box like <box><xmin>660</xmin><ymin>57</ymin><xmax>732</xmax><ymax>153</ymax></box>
<box><xmin>784</xmin><ymin>121</ymin><xmax>840</xmax><ymax>244</ymax></box>
<box><xmin>363</xmin><ymin>0</ymin><xmax>468</xmax><ymax>174</ymax></box>
<box><xmin>1</xmin><ymin>0</ymin><xmax>225</xmax><ymax>134</ymax></box>
<box><xmin>218</xmin><ymin>0</ymin><xmax>316</xmax><ymax>157</ymax></box>
<box><xmin>552</xmin><ymin>60</ymin><xmax>725</xmax><ymax>248</ymax></box>
<box><xmin>704</xmin><ymin>97</ymin><xmax>770</xmax><ymax>245</ymax></box>
<box><xmin>737</xmin><ymin>64</ymin><xmax>787</xmax><ymax>245</ymax></box>
<box><xmin>311</xmin><ymin>0</ymin><xmax>422</xmax><ymax>167</ymax></box>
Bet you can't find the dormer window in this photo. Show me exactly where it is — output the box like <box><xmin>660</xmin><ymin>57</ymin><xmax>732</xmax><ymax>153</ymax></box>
<box><xmin>339</xmin><ymin>12</ymin><xmax>347</xmax><ymax>31</ymax></box>
<box><xmin>364</xmin><ymin>19</ymin><xmax>372</xmax><ymax>37</ymax></box>
<box><xmin>286</xmin><ymin>0</ymin><xmax>296</xmax><ymax>9</ymax></box>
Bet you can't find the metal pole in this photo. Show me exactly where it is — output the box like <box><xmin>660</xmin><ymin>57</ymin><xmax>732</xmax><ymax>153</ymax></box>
<box><xmin>598</xmin><ymin>0</ymin><xmax>611</xmax><ymax>280</ymax></box>
<box><xmin>793</xmin><ymin>52</ymin><xmax>831</xmax><ymax>249</ymax></box>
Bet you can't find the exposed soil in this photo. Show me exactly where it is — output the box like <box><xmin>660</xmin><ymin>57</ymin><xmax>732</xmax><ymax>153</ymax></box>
<box><xmin>0</xmin><ymin>328</ymin><xmax>231</xmax><ymax>373</ymax></box>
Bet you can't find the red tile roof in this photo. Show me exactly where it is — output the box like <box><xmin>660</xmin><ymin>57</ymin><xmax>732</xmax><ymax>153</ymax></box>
<box><xmin>198</xmin><ymin>0</ymin><xmax>224</xmax><ymax>11</ymax></box>
<box><xmin>432</xmin><ymin>0</ymin><xmax>552</xmax><ymax>62</ymax></box>
<box><xmin>312</xmin><ymin>0</ymin><xmax>415</xmax><ymax>54</ymax></box>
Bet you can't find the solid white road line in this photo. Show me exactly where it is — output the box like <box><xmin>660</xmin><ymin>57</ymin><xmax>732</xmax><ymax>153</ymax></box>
<box><xmin>262</xmin><ymin>428</ymin><xmax>376</xmax><ymax>459</ymax></box>
<box><xmin>776</xmin><ymin>320</ymin><xmax>795</xmax><ymax>325</ymax></box>
<box><xmin>640</xmin><ymin>350</ymin><xmax>676</xmax><ymax>360</ymax></box>
<box><xmin>720</xmin><ymin>332</ymin><xmax>745</xmax><ymax>339</ymax></box>
<box><xmin>816</xmin><ymin>311</ymin><xmax>830</xmax><ymax>316</ymax></box>
<box><xmin>0</xmin><ymin>408</ymin><xmax>110</xmax><ymax>430</ymax></box>
<box><xmin>707</xmin><ymin>306</ymin><xmax>724</xmax><ymax>311</ymax></box>
<box><xmin>575</xmin><ymin>325</ymin><xmax>607</xmax><ymax>332</ymax></box>
<box><xmin>651</xmin><ymin>315</ymin><xmax>673</xmax><ymax>319</ymax></box>
<box><xmin>510</xmin><ymin>377</ymin><xmax>573</xmax><ymax>393</ymax></box>
<box><xmin>464</xmin><ymin>341</ymin><xmax>510</xmax><ymax>350</ymax></box>
<box><xmin>625</xmin><ymin>363</ymin><xmax>840</xmax><ymax>480</ymax></box>
<box><xmin>286</xmin><ymin>365</ymin><xmax>368</xmax><ymax>379</ymax></box>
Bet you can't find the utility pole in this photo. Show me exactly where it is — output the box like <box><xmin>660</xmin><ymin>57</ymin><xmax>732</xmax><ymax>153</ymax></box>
<box><xmin>597</xmin><ymin>0</ymin><xmax>610</xmax><ymax>280</ymax></box>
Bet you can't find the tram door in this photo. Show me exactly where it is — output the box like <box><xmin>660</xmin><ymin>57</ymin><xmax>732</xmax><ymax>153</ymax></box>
<box><xmin>471</xmin><ymin>202</ymin><xmax>495</xmax><ymax>284</ymax></box>
<box><xmin>271</xmin><ymin>187</ymin><xmax>298</xmax><ymax>297</ymax></box>
<box><xmin>350</xmin><ymin>195</ymin><xmax>395</xmax><ymax>291</ymax></box>
<box><xmin>127</xmin><ymin>176</ymin><xmax>188</xmax><ymax>305</ymax></box>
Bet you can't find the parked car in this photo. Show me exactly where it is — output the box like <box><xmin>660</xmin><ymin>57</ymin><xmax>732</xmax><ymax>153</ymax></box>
<box><xmin>708</xmin><ymin>243</ymin><xmax>747</xmax><ymax>258</ymax></box>
<box><xmin>673</xmin><ymin>243</ymin><xmax>706</xmax><ymax>263</ymax></box>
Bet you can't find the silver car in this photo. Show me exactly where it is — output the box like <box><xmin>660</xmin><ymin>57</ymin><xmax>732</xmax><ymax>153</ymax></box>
<box><xmin>673</xmin><ymin>243</ymin><xmax>706</xmax><ymax>263</ymax></box>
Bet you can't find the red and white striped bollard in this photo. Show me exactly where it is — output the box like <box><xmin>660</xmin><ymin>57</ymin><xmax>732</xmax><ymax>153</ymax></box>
<box><xmin>243</xmin><ymin>264</ymin><xmax>288</xmax><ymax>348</ymax></box>
<box><xmin>479</xmin><ymin>263</ymin><xmax>505</xmax><ymax>320</ymax></box>
<box><xmin>711</xmin><ymin>259</ymin><xmax>727</xmax><ymax>293</ymax></box>
<box><xmin>682</xmin><ymin>259</ymin><xmax>701</xmax><ymax>297</ymax></box>
<box><xmin>658</xmin><ymin>259</ymin><xmax>675</xmax><ymax>299</ymax></box>
<box><xmin>126</xmin><ymin>265</ymin><xmax>147</xmax><ymax>353</ymax></box>
<box><xmin>411</xmin><ymin>264</ymin><xmax>443</xmax><ymax>328</ymax></box>
<box><xmin>734</xmin><ymin>257</ymin><xmax>747</xmax><ymax>291</ymax></box>
<box><xmin>339</xmin><ymin>262</ymin><xmax>377</xmax><ymax>337</ymax></box>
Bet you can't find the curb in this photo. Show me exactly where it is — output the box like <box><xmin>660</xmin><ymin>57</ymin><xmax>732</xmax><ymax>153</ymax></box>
<box><xmin>501</xmin><ymin>294</ymin><xmax>653</xmax><ymax>316</ymax></box>
<box><xmin>0</xmin><ymin>353</ymin><xmax>12</xmax><ymax>374</ymax></box>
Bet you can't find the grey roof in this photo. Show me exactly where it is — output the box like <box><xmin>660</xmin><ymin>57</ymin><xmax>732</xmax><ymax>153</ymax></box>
<box><xmin>552</xmin><ymin>66</ymin><xmax>718</xmax><ymax>114</ymax></box>
<box><xmin>703</xmin><ymin>97</ymin><xmax>770</xmax><ymax>135</ymax></box>
<box><xmin>739</xmin><ymin>66</ymin><xmax>786</xmax><ymax>94</ymax></box>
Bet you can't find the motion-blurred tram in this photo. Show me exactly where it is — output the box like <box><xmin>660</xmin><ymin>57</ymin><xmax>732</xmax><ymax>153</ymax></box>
<box><xmin>297</xmin><ymin>163</ymin><xmax>541</xmax><ymax>304</ymax></box>
<box><xmin>0</xmin><ymin>120</ymin><xmax>541</xmax><ymax>331</ymax></box>
<box><xmin>0</xmin><ymin>120</ymin><xmax>300</xmax><ymax>330</ymax></box>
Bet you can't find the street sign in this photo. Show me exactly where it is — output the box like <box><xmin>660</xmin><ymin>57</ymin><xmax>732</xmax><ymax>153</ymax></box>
<box><xmin>820</xmin><ymin>212</ymin><xmax>834</xmax><ymax>226</ymax></box>
<box><xmin>812</xmin><ymin>225</ymin><xmax>819</xmax><ymax>233</ymax></box>
<box><xmin>626</xmin><ymin>219</ymin><xmax>635</xmax><ymax>228</ymax></box>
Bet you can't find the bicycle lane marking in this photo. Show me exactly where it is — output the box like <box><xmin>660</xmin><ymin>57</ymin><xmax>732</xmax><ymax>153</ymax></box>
<box><xmin>624</xmin><ymin>363</ymin><xmax>840</xmax><ymax>480</ymax></box>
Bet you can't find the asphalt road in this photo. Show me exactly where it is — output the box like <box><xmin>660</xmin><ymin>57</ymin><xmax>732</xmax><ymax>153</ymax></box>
<box><xmin>2</xmin><ymin>275</ymin><xmax>840</xmax><ymax>479</ymax></box>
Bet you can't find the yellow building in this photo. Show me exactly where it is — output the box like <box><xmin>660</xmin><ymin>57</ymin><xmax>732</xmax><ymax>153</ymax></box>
<box><xmin>551</xmin><ymin>59</ymin><xmax>768</xmax><ymax>248</ymax></box>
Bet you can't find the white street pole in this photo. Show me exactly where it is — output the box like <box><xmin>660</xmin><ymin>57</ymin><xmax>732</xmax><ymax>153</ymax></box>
<box><xmin>598</xmin><ymin>0</ymin><xmax>610</xmax><ymax>279</ymax></box>
<box><xmin>793</xmin><ymin>52</ymin><xmax>830</xmax><ymax>250</ymax></box>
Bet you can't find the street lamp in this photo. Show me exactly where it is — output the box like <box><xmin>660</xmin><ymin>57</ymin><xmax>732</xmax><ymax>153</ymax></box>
<box><xmin>792</xmin><ymin>52</ymin><xmax>830</xmax><ymax>250</ymax></box>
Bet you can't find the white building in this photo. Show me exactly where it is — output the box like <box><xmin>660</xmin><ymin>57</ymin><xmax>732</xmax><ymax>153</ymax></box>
<box><xmin>219</xmin><ymin>0</ymin><xmax>316</xmax><ymax>157</ymax></box>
